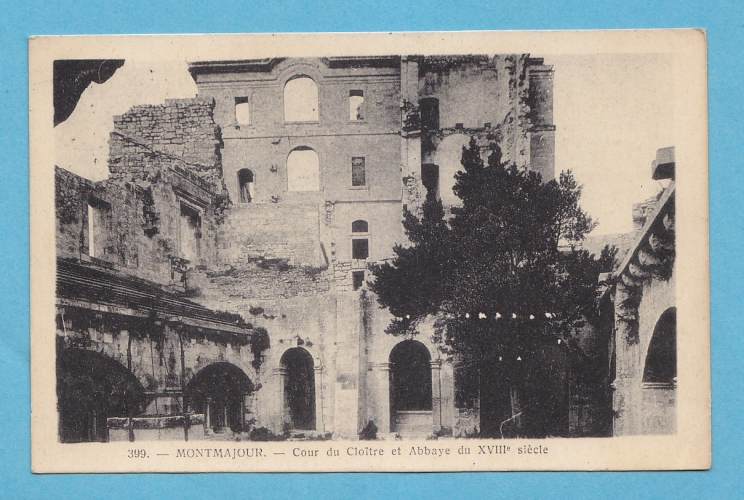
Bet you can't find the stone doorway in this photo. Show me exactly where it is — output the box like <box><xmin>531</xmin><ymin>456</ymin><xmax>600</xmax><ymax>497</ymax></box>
<box><xmin>281</xmin><ymin>347</ymin><xmax>316</xmax><ymax>430</ymax></box>
<box><xmin>389</xmin><ymin>340</ymin><xmax>433</xmax><ymax>437</ymax></box>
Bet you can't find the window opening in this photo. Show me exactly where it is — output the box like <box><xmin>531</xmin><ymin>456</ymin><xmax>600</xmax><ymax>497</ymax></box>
<box><xmin>287</xmin><ymin>147</ymin><xmax>320</xmax><ymax>191</ymax></box>
<box><xmin>421</xmin><ymin>164</ymin><xmax>439</xmax><ymax>199</ymax></box>
<box><xmin>352</xmin><ymin>271</ymin><xmax>365</xmax><ymax>291</ymax></box>
<box><xmin>351</xmin><ymin>220</ymin><xmax>368</xmax><ymax>233</ymax></box>
<box><xmin>351</xmin><ymin>157</ymin><xmax>366</xmax><ymax>187</ymax></box>
<box><xmin>235</xmin><ymin>97</ymin><xmax>250</xmax><ymax>124</ymax></box>
<box><xmin>420</xmin><ymin>97</ymin><xmax>440</xmax><ymax>130</ymax></box>
<box><xmin>87</xmin><ymin>199</ymin><xmax>110</xmax><ymax>258</ymax></box>
<box><xmin>238</xmin><ymin>168</ymin><xmax>254</xmax><ymax>203</ymax></box>
<box><xmin>352</xmin><ymin>238</ymin><xmax>369</xmax><ymax>260</ymax></box>
<box><xmin>349</xmin><ymin>90</ymin><xmax>364</xmax><ymax>120</ymax></box>
<box><xmin>284</xmin><ymin>76</ymin><xmax>319</xmax><ymax>122</ymax></box>
<box><xmin>179</xmin><ymin>203</ymin><xmax>202</xmax><ymax>263</ymax></box>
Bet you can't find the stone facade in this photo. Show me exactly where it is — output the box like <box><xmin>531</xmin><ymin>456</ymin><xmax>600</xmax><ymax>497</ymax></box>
<box><xmin>56</xmin><ymin>55</ymin><xmax>558</xmax><ymax>441</ymax></box>
<box><xmin>609</xmin><ymin>148</ymin><xmax>677</xmax><ymax>435</ymax></box>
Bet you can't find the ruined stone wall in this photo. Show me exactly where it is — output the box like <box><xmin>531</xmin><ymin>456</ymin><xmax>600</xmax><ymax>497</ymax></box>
<box><xmin>417</xmin><ymin>55</ymin><xmax>555</xmax><ymax>206</ymax></box>
<box><xmin>419</xmin><ymin>55</ymin><xmax>533</xmax><ymax>172</ymax></box>
<box><xmin>55</xmin><ymin>166</ymin><xmax>94</xmax><ymax>260</ymax></box>
<box><xmin>217</xmin><ymin>202</ymin><xmax>324</xmax><ymax>268</ymax></box>
<box><xmin>108</xmin><ymin>98</ymin><xmax>223</xmax><ymax>190</ymax></box>
<box><xmin>56</xmin><ymin>166</ymin><xmax>225</xmax><ymax>288</ymax></box>
<box><xmin>70</xmin><ymin>98</ymin><xmax>231</xmax><ymax>285</ymax></box>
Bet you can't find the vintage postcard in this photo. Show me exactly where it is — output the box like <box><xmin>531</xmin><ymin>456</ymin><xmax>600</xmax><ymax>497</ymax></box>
<box><xmin>30</xmin><ymin>30</ymin><xmax>710</xmax><ymax>472</ymax></box>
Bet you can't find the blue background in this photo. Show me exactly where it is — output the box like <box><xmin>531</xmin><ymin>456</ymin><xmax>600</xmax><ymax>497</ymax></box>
<box><xmin>2</xmin><ymin>1</ymin><xmax>741</xmax><ymax>498</ymax></box>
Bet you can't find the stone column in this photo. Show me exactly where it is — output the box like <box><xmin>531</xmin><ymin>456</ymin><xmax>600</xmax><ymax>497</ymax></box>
<box><xmin>273</xmin><ymin>367</ymin><xmax>288</xmax><ymax>433</ymax></box>
<box><xmin>240</xmin><ymin>395</ymin><xmax>247</xmax><ymax>430</ymax></box>
<box><xmin>205</xmin><ymin>397</ymin><xmax>211</xmax><ymax>431</ymax></box>
<box><xmin>613</xmin><ymin>281</ymin><xmax>642</xmax><ymax>435</ymax></box>
<box><xmin>431</xmin><ymin>359</ymin><xmax>443</xmax><ymax>434</ymax></box>
<box><xmin>314</xmin><ymin>365</ymin><xmax>324</xmax><ymax>433</ymax></box>
<box><xmin>378</xmin><ymin>362</ymin><xmax>392</xmax><ymax>433</ymax></box>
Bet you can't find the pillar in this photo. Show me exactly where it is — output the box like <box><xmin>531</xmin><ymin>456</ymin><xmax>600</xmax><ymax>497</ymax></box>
<box><xmin>431</xmin><ymin>359</ymin><xmax>443</xmax><ymax>433</ymax></box>
<box><xmin>314</xmin><ymin>365</ymin><xmax>324</xmax><ymax>433</ymax></box>
<box><xmin>273</xmin><ymin>367</ymin><xmax>288</xmax><ymax>432</ymax></box>
<box><xmin>378</xmin><ymin>362</ymin><xmax>392</xmax><ymax>433</ymax></box>
<box><xmin>613</xmin><ymin>281</ymin><xmax>642</xmax><ymax>435</ymax></box>
<box><xmin>205</xmin><ymin>397</ymin><xmax>211</xmax><ymax>431</ymax></box>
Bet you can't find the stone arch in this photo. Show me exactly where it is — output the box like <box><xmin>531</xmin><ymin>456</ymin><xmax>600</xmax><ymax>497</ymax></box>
<box><xmin>643</xmin><ymin>307</ymin><xmax>677</xmax><ymax>384</ymax></box>
<box><xmin>57</xmin><ymin>348</ymin><xmax>149</xmax><ymax>443</ymax></box>
<box><xmin>378</xmin><ymin>332</ymin><xmax>441</xmax><ymax>365</ymax></box>
<box><xmin>283</xmin><ymin>75</ymin><xmax>319</xmax><ymax>122</ymax></box>
<box><xmin>287</xmin><ymin>147</ymin><xmax>320</xmax><ymax>192</ymax></box>
<box><xmin>280</xmin><ymin>347</ymin><xmax>316</xmax><ymax>430</ymax></box>
<box><xmin>185</xmin><ymin>362</ymin><xmax>254</xmax><ymax>433</ymax></box>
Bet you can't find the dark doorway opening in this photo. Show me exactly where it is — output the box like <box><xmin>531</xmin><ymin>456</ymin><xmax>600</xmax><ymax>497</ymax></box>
<box><xmin>390</xmin><ymin>340</ymin><xmax>432</xmax><ymax>412</ymax></box>
<box><xmin>186</xmin><ymin>362</ymin><xmax>254</xmax><ymax>433</ymax></box>
<box><xmin>281</xmin><ymin>348</ymin><xmax>316</xmax><ymax>430</ymax></box>
<box><xmin>389</xmin><ymin>340</ymin><xmax>433</xmax><ymax>436</ymax></box>
<box><xmin>57</xmin><ymin>348</ymin><xmax>148</xmax><ymax>443</ymax></box>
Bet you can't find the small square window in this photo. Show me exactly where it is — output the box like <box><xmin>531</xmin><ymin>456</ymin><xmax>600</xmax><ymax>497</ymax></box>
<box><xmin>352</xmin><ymin>271</ymin><xmax>365</xmax><ymax>291</ymax></box>
<box><xmin>352</xmin><ymin>156</ymin><xmax>366</xmax><ymax>187</ymax></box>
<box><xmin>352</xmin><ymin>238</ymin><xmax>369</xmax><ymax>260</ymax></box>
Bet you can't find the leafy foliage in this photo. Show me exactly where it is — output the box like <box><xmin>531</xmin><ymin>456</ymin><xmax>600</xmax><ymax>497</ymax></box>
<box><xmin>370</xmin><ymin>138</ymin><xmax>615</xmax><ymax>413</ymax></box>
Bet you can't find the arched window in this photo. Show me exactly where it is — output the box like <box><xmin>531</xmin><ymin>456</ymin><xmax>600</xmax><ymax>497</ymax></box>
<box><xmin>349</xmin><ymin>90</ymin><xmax>364</xmax><ymax>121</ymax></box>
<box><xmin>284</xmin><ymin>76</ymin><xmax>319</xmax><ymax>122</ymax></box>
<box><xmin>351</xmin><ymin>220</ymin><xmax>368</xmax><ymax>233</ymax></box>
<box><xmin>238</xmin><ymin>168</ymin><xmax>254</xmax><ymax>203</ymax></box>
<box><xmin>643</xmin><ymin>308</ymin><xmax>677</xmax><ymax>384</ymax></box>
<box><xmin>351</xmin><ymin>220</ymin><xmax>369</xmax><ymax>260</ymax></box>
<box><xmin>287</xmin><ymin>147</ymin><xmax>320</xmax><ymax>191</ymax></box>
<box><xmin>235</xmin><ymin>97</ymin><xmax>250</xmax><ymax>124</ymax></box>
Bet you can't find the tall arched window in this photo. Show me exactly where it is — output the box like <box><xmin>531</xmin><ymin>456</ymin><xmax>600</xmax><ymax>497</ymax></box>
<box><xmin>284</xmin><ymin>76</ymin><xmax>319</xmax><ymax>122</ymax></box>
<box><xmin>287</xmin><ymin>147</ymin><xmax>320</xmax><ymax>191</ymax></box>
<box><xmin>235</xmin><ymin>97</ymin><xmax>250</xmax><ymax>124</ymax></box>
<box><xmin>238</xmin><ymin>168</ymin><xmax>254</xmax><ymax>203</ymax></box>
<box><xmin>351</xmin><ymin>220</ymin><xmax>369</xmax><ymax>260</ymax></box>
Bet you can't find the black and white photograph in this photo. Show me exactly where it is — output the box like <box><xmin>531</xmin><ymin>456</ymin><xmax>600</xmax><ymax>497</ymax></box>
<box><xmin>30</xmin><ymin>31</ymin><xmax>710</xmax><ymax>472</ymax></box>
